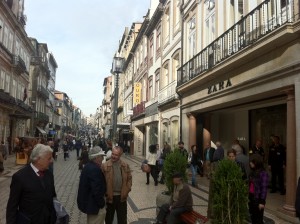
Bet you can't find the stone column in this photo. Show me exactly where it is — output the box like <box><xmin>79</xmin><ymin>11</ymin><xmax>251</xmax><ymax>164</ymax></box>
<box><xmin>282</xmin><ymin>89</ymin><xmax>296</xmax><ymax>216</ymax></box>
<box><xmin>188</xmin><ymin>113</ymin><xmax>196</xmax><ymax>149</ymax></box>
<box><xmin>203</xmin><ymin>115</ymin><xmax>211</xmax><ymax>149</ymax></box>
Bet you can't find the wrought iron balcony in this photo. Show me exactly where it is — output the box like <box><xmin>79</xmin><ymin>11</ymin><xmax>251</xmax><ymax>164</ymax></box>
<box><xmin>13</xmin><ymin>55</ymin><xmax>27</xmax><ymax>73</ymax></box>
<box><xmin>177</xmin><ymin>0</ymin><xmax>298</xmax><ymax>87</ymax></box>
<box><xmin>35</xmin><ymin>112</ymin><xmax>49</xmax><ymax>123</ymax></box>
<box><xmin>31</xmin><ymin>56</ymin><xmax>42</xmax><ymax>65</ymax></box>
<box><xmin>37</xmin><ymin>85</ymin><xmax>49</xmax><ymax>99</ymax></box>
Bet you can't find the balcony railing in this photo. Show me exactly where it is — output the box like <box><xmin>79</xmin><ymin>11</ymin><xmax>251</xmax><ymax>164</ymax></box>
<box><xmin>177</xmin><ymin>0</ymin><xmax>297</xmax><ymax>87</ymax></box>
<box><xmin>37</xmin><ymin>85</ymin><xmax>49</xmax><ymax>99</ymax></box>
<box><xmin>35</xmin><ymin>112</ymin><xmax>49</xmax><ymax>123</ymax></box>
<box><xmin>13</xmin><ymin>55</ymin><xmax>27</xmax><ymax>73</ymax></box>
<box><xmin>145</xmin><ymin>96</ymin><xmax>158</xmax><ymax>108</ymax></box>
<box><xmin>158</xmin><ymin>80</ymin><xmax>179</xmax><ymax>105</ymax></box>
<box><xmin>132</xmin><ymin>101</ymin><xmax>145</xmax><ymax>118</ymax></box>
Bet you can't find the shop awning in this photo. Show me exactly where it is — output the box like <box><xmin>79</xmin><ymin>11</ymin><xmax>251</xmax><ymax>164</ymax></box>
<box><xmin>117</xmin><ymin>123</ymin><xmax>131</xmax><ymax>128</ymax></box>
<box><xmin>36</xmin><ymin>126</ymin><xmax>47</xmax><ymax>135</ymax></box>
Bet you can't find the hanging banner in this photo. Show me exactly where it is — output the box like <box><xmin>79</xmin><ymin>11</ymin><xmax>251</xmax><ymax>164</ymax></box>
<box><xmin>133</xmin><ymin>82</ymin><xmax>141</xmax><ymax>105</ymax></box>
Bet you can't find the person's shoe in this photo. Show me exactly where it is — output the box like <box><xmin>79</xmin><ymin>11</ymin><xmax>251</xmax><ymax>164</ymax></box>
<box><xmin>155</xmin><ymin>182</ymin><xmax>158</xmax><ymax>186</ymax></box>
<box><xmin>146</xmin><ymin>182</ymin><xmax>149</xmax><ymax>185</ymax></box>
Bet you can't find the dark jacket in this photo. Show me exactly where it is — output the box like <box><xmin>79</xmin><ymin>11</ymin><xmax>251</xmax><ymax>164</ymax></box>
<box><xmin>6</xmin><ymin>165</ymin><xmax>57</xmax><ymax>224</ymax></box>
<box><xmin>268</xmin><ymin>144</ymin><xmax>286</xmax><ymax>168</ymax></box>
<box><xmin>171</xmin><ymin>183</ymin><xmax>193</xmax><ymax>211</ymax></box>
<box><xmin>77</xmin><ymin>161</ymin><xmax>106</xmax><ymax>214</ymax></box>
<box><xmin>296</xmin><ymin>177</ymin><xmax>300</xmax><ymax>219</ymax></box>
<box><xmin>204</xmin><ymin>147</ymin><xmax>215</xmax><ymax>162</ymax></box>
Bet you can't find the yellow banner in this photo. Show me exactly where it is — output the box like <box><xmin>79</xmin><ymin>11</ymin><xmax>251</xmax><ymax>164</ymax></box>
<box><xmin>133</xmin><ymin>82</ymin><xmax>141</xmax><ymax>105</ymax></box>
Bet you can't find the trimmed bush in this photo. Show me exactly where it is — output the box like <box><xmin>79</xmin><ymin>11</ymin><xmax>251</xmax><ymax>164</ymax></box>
<box><xmin>211</xmin><ymin>159</ymin><xmax>248</xmax><ymax>224</ymax></box>
<box><xmin>163</xmin><ymin>149</ymin><xmax>188</xmax><ymax>193</ymax></box>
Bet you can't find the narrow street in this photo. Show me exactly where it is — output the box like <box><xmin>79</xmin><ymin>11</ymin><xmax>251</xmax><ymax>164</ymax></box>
<box><xmin>0</xmin><ymin>150</ymin><xmax>290</xmax><ymax>224</ymax></box>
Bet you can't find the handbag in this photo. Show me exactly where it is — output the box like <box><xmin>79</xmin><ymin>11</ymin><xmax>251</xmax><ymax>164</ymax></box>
<box><xmin>141</xmin><ymin>163</ymin><xmax>151</xmax><ymax>173</ymax></box>
<box><xmin>53</xmin><ymin>198</ymin><xmax>69</xmax><ymax>224</ymax></box>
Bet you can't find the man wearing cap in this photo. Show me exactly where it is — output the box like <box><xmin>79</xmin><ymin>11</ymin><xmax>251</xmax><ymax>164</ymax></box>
<box><xmin>155</xmin><ymin>172</ymin><xmax>193</xmax><ymax>224</ymax></box>
<box><xmin>77</xmin><ymin>146</ymin><xmax>106</xmax><ymax>224</ymax></box>
<box><xmin>102</xmin><ymin>146</ymin><xmax>132</xmax><ymax>224</ymax></box>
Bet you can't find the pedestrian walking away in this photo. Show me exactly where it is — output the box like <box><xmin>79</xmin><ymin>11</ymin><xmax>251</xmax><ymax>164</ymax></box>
<box><xmin>146</xmin><ymin>144</ymin><xmax>159</xmax><ymax>186</ymax></box>
<box><xmin>77</xmin><ymin>146</ymin><xmax>106</xmax><ymax>224</ymax></box>
<box><xmin>6</xmin><ymin>144</ymin><xmax>57</xmax><ymax>224</ymax></box>
<box><xmin>102</xmin><ymin>146</ymin><xmax>132</xmax><ymax>224</ymax></box>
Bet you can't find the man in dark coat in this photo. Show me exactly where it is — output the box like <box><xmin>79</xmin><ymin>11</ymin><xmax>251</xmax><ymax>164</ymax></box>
<box><xmin>6</xmin><ymin>144</ymin><xmax>57</xmax><ymax>224</ymax></box>
<box><xmin>77</xmin><ymin>146</ymin><xmax>106</xmax><ymax>224</ymax></box>
<box><xmin>268</xmin><ymin>135</ymin><xmax>286</xmax><ymax>195</ymax></box>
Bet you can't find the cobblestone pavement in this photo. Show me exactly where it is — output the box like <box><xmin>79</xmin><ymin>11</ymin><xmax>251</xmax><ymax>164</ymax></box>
<box><xmin>0</xmin><ymin>150</ymin><xmax>293</xmax><ymax>224</ymax></box>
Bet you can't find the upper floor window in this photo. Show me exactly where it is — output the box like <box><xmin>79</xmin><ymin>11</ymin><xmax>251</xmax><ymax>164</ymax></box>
<box><xmin>162</xmin><ymin>63</ymin><xmax>169</xmax><ymax>88</ymax></box>
<box><xmin>155</xmin><ymin>70</ymin><xmax>160</xmax><ymax>95</ymax></box>
<box><xmin>156</xmin><ymin>25</ymin><xmax>161</xmax><ymax>54</ymax></box>
<box><xmin>0</xmin><ymin>19</ymin><xmax>3</xmax><ymax>43</ymax></box>
<box><xmin>172</xmin><ymin>54</ymin><xmax>180</xmax><ymax>82</ymax></box>
<box><xmin>3</xmin><ymin>26</ymin><xmax>9</xmax><ymax>49</ymax></box>
<box><xmin>8</xmin><ymin>32</ymin><xmax>13</xmax><ymax>52</ymax></box>
<box><xmin>205</xmin><ymin>13</ymin><xmax>215</xmax><ymax>45</ymax></box>
<box><xmin>173</xmin><ymin>0</ymin><xmax>180</xmax><ymax>33</ymax></box>
<box><xmin>163</xmin><ymin>7</ymin><xmax>170</xmax><ymax>45</ymax></box>
<box><xmin>0</xmin><ymin>70</ymin><xmax>5</xmax><ymax>90</ymax></box>
<box><xmin>149</xmin><ymin>35</ymin><xmax>154</xmax><ymax>65</ymax></box>
<box><xmin>12</xmin><ymin>79</ymin><xmax>17</xmax><ymax>98</ymax></box>
<box><xmin>188</xmin><ymin>17</ymin><xmax>196</xmax><ymax>59</ymax></box>
<box><xmin>5</xmin><ymin>73</ymin><xmax>10</xmax><ymax>93</ymax></box>
<box><xmin>148</xmin><ymin>76</ymin><xmax>153</xmax><ymax>100</ymax></box>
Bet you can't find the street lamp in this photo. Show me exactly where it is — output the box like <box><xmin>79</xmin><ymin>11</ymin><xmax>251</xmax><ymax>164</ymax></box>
<box><xmin>112</xmin><ymin>56</ymin><xmax>125</xmax><ymax>145</ymax></box>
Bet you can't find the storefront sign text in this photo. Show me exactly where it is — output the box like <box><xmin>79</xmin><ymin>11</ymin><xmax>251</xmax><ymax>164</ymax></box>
<box><xmin>208</xmin><ymin>78</ymin><xmax>232</xmax><ymax>94</ymax></box>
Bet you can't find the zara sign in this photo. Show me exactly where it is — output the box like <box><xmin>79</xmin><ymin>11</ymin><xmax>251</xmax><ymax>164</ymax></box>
<box><xmin>208</xmin><ymin>78</ymin><xmax>232</xmax><ymax>94</ymax></box>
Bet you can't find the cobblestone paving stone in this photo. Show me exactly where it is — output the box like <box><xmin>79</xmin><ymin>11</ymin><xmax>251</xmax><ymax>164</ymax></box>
<box><xmin>0</xmin><ymin>151</ymin><xmax>293</xmax><ymax>224</ymax></box>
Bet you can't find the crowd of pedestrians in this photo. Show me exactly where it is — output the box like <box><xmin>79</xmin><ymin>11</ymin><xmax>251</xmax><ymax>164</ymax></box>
<box><xmin>3</xmin><ymin>131</ymin><xmax>298</xmax><ymax>224</ymax></box>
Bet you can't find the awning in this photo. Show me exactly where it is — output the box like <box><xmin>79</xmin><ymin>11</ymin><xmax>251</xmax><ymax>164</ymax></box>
<box><xmin>117</xmin><ymin>123</ymin><xmax>131</xmax><ymax>128</ymax></box>
<box><xmin>36</xmin><ymin>126</ymin><xmax>47</xmax><ymax>135</ymax></box>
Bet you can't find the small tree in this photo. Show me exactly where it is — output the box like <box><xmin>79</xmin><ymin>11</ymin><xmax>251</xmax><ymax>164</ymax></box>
<box><xmin>211</xmin><ymin>159</ymin><xmax>248</xmax><ymax>224</ymax></box>
<box><xmin>163</xmin><ymin>149</ymin><xmax>188</xmax><ymax>193</ymax></box>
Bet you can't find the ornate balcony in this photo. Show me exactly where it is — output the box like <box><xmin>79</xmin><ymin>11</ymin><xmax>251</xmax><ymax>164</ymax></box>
<box><xmin>35</xmin><ymin>112</ymin><xmax>49</xmax><ymax>123</ymax></box>
<box><xmin>13</xmin><ymin>55</ymin><xmax>27</xmax><ymax>73</ymax></box>
<box><xmin>177</xmin><ymin>0</ymin><xmax>298</xmax><ymax>87</ymax></box>
<box><xmin>37</xmin><ymin>85</ymin><xmax>49</xmax><ymax>99</ymax></box>
<box><xmin>158</xmin><ymin>80</ymin><xmax>179</xmax><ymax>106</ymax></box>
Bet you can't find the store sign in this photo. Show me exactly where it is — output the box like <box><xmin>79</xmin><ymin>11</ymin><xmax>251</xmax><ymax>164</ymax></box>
<box><xmin>208</xmin><ymin>78</ymin><xmax>232</xmax><ymax>94</ymax></box>
<box><xmin>133</xmin><ymin>82</ymin><xmax>142</xmax><ymax>104</ymax></box>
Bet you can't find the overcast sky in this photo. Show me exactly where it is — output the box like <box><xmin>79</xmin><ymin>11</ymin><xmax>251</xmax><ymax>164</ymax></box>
<box><xmin>24</xmin><ymin>0</ymin><xmax>149</xmax><ymax>116</ymax></box>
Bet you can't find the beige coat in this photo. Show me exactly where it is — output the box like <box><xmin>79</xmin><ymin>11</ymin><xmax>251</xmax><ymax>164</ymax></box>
<box><xmin>102</xmin><ymin>159</ymin><xmax>132</xmax><ymax>203</ymax></box>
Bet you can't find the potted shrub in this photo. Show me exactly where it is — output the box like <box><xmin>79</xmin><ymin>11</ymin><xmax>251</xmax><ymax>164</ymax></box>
<box><xmin>210</xmin><ymin>159</ymin><xmax>248</xmax><ymax>224</ymax></box>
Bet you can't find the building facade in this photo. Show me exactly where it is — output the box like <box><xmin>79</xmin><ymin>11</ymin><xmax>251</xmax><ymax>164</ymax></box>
<box><xmin>0</xmin><ymin>0</ymin><xmax>33</xmax><ymax>152</ymax></box>
<box><xmin>177</xmin><ymin>0</ymin><xmax>299</xmax><ymax>222</ymax></box>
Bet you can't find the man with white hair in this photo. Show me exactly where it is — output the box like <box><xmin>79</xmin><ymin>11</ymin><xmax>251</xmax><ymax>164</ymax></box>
<box><xmin>233</xmin><ymin>144</ymin><xmax>250</xmax><ymax>178</ymax></box>
<box><xmin>77</xmin><ymin>146</ymin><xmax>107</xmax><ymax>224</ymax></box>
<box><xmin>6</xmin><ymin>144</ymin><xmax>57</xmax><ymax>224</ymax></box>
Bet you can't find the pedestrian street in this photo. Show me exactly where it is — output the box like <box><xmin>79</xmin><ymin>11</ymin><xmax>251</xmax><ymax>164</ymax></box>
<box><xmin>0</xmin><ymin>150</ymin><xmax>291</xmax><ymax>224</ymax></box>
